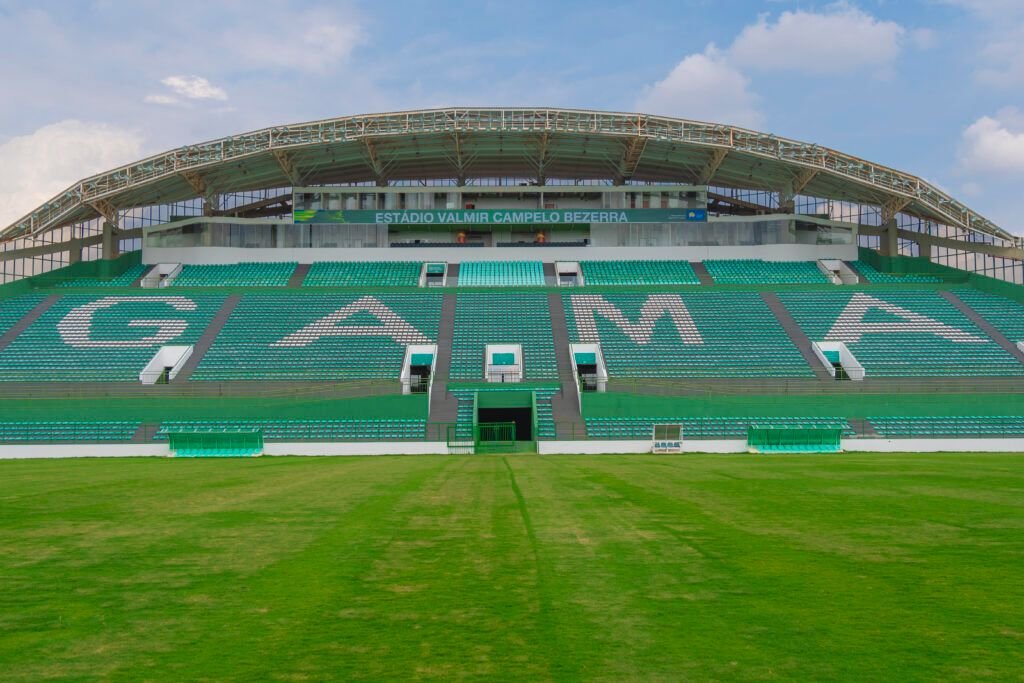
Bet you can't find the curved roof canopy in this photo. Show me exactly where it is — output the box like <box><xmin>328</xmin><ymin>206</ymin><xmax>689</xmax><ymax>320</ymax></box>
<box><xmin>2</xmin><ymin>107</ymin><xmax>1014</xmax><ymax>243</ymax></box>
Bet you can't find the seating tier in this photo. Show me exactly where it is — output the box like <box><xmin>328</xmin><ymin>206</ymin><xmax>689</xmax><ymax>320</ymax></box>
<box><xmin>0</xmin><ymin>294</ymin><xmax>46</xmax><ymax>334</ymax></box>
<box><xmin>851</xmin><ymin>260</ymin><xmax>940</xmax><ymax>284</ymax></box>
<box><xmin>450</xmin><ymin>293</ymin><xmax>558</xmax><ymax>380</ymax></box>
<box><xmin>172</xmin><ymin>262</ymin><xmax>296</xmax><ymax>287</ymax></box>
<box><xmin>563</xmin><ymin>292</ymin><xmax>812</xmax><ymax>378</ymax></box>
<box><xmin>156</xmin><ymin>419</ymin><xmax>426</xmax><ymax>441</ymax></box>
<box><xmin>57</xmin><ymin>264</ymin><xmax>148</xmax><ymax>288</ymax></box>
<box><xmin>705</xmin><ymin>259</ymin><xmax>828</xmax><ymax>284</ymax></box>
<box><xmin>0</xmin><ymin>421</ymin><xmax>139</xmax><ymax>442</ymax></box>
<box><xmin>585</xmin><ymin>417</ymin><xmax>853</xmax><ymax>439</ymax></box>
<box><xmin>778</xmin><ymin>290</ymin><xmax>1024</xmax><ymax>376</ymax></box>
<box><xmin>951</xmin><ymin>288</ymin><xmax>1024</xmax><ymax>344</ymax></box>
<box><xmin>580</xmin><ymin>260</ymin><xmax>699</xmax><ymax>285</ymax></box>
<box><xmin>0</xmin><ymin>294</ymin><xmax>224</xmax><ymax>382</ymax></box>
<box><xmin>458</xmin><ymin>261</ymin><xmax>544</xmax><ymax>287</ymax></box>
<box><xmin>193</xmin><ymin>294</ymin><xmax>442</xmax><ymax>381</ymax></box>
<box><xmin>303</xmin><ymin>261</ymin><xmax>422</xmax><ymax>287</ymax></box>
<box><xmin>868</xmin><ymin>416</ymin><xmax>1024</xmax><ymax>438</ymax></box>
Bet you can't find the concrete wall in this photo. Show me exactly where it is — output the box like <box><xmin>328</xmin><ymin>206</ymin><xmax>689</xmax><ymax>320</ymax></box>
<box><xmin>5</xmin><ymin>436</ymin><xmax>1020</xmax><ymax>459</ymax></box>
<box><xmin>145</xmin><ymin>243</ymin><xmax>858</xmax><ymax>266</ymax></box>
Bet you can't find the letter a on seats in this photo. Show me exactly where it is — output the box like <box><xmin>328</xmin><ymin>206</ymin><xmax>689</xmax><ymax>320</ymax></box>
<box><xmin>824</xmin><ymin>292</ymin><xmax>986</xmax><ymax>344</ymax></box>
<box><xmin>272</xmin><ymin>296</ymin><xmax>431</xmax><ymax>347</ymax></box>
<box><xmin>570</xmin><ymin>294</ymin><xmax>703</xmax><ymax>345</ymax></box>
<box><xmin>58</xmin><ymin>296</ymin><xmax>197</xmax><ymax>348</ymax></box>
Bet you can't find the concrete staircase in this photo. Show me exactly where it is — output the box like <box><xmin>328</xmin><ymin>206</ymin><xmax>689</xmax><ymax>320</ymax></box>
<box><xmin>691</xmin><ymin>261</ymin><xmax>715</xmax><ymax>286</ymax></box>
<box><xmin>173</xmin><ymin>294</ymin><xmax>241</xmax><ymax>381</ymax></box>
<box><xmin>760</xmin><ymin>291</ymin><xmax>833</xmax><ymax>381</ymax></box>
<box><xmin>844</xmin><ymin>260</ymin><xmax>867</xmax><ymax>283</ymax></box>
<box><xmin>940</xmin><ymin>290</ymin><xmax>1024</xmax><ymax>363</ymax></box>
<box><xmin>132</xmin><ymin>422</ymin><xmax>160</xmax><ymax>444</ymax></box>
<box><xmin>848</xmin><ymin>418</ymin><xmax>879</xmax><ymax>439</ymax></box>
<box><xmin>428</xmin><ymin>293</ymin><xmax>460</xmax><ymax>424</ymax></box>
<box><xmin>131</xmin><ymin>266</ymin><xmax>153</xmax><ymax>287</ymax></box>
<box><xmin>0</xmin><ymin>295</ymin><xmax>60</xmax><ymax>353</ymax></box>
<box><xmin>287</xmin><ymin>263</ymin><xmax>310</xmax><ymax>288</ymax></box>
<box><xmin>542</xmin><ymin>261</ymin><xmax>557</xmax><ymax>286</ymax></box>
<box><xmin>547</xmin><ymin>291</ymin><xmax>586</xmax><ymax>438</ymax></box>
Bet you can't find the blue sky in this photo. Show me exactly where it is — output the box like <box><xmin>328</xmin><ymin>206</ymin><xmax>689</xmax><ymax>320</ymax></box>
<box><xmin>1</xmin><ymin>0</ymin><xmax>1022</xmax><ymax>232</ymax></box>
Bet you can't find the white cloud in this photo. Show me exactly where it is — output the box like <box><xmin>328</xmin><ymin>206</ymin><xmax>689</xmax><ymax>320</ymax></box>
<box><xmin>959</xmin><ymin>108</ymin><xmax>1024</xmax><ymax>174</ymax></box>
<box><xmin>975</xmin><ymin>29</ymin><xmax>1024</xmax><ymax>87</ymax></box>
<box><xmin>161</xmin><ymin>75</ymin><xmax>227</xmax><ymax>101</ymax></box>
<box><xmin>223</xmin><ymin>9</ymin><xmax>364</xmax><ymax>72</ymax></box>
<box><xmin>143</xmin><ymin>93</ymin><xmax>180</xmax><ymax>106</ymax></box>
<box><xmin>909</xmin><ymin>28</ymin><xmax>938</xmax><ymax>50</ymax></box>
<box><xmin>636</xmin><ymin>47</ymin><xmax>763</xmax><ymax>128</ymax></box>
<box><xmin>943</xmin><ymin>1</ymin><xmax>1024</xmax><ymax>20</ymax></box>
<box><xmin>943</xmin><ymin>1</ymin><xmax>1024</xmax><ymax>86</ymax></box>
<box><xmin>0</xmin><ymin>120</ymin><xmax>144</xmax><ymax>227</ymax></box>
<box><xmin>728</xmin><ymin>6</ymin><xmax>906</xmax><ymax>74</ymax></box>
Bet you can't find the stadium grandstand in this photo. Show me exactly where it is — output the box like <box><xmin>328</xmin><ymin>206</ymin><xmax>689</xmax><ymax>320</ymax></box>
<box><xmin>2</xmin><ymin>107</ymin><xmax>1024</xmax><ymax>457</ymax></box>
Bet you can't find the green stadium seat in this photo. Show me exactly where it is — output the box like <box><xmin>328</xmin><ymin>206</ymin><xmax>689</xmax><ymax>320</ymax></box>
<box><xmin>852</xmin><ymin>260</ymin><xmax>940</xmax><ymax>284</ymax></box>
<box><xmin>0</xmin><ymin>421</ymin><xmax>140</xmax><ymax>443</ymax></box>
<box><xmin>778</xmin><ymin>289</ymin><xmax>1024</xmax><ymax>377</ymax></box>
<box><xmin>193</xmin><ymin>293</ymin><xmax>442</xmax><ymax>381</ymax></box>
<box><xmin>563</xmin><ymin>292</ymin><xmax>812</xmax><ymax>378</ymax></box>
<box><xmin>585</xmin><ymin>416</ymin><xmax>853</xmax><ymax>440</ymax></box>
<box><xmin>458</xmin><ymin>261</ymin><xmax>544</xmax><ymax>287</ymax></box>
<box><xmin>56</xmin><ymin>264</ymin><xmax>148</xmax><ymax>288</ymax></box>
<box><xmin>156</xmin><ymin>419</ymin><xmax>427</xmax><ymax>441</ymax></box>
<box><xmin>0</xmin><ymin>294</ymin><xmax>224</xmax><ymax>382</ymax></box>
<box><xmin>951</xmin><ymin>288</ymin><xmax>1024</xmax><ymax>343</ymax></box>
<box><xmin>580</xmin><ymin>260</ymin><xmax>699</xmax><ymax>285</ymax></box>
<box><xmin>451</xmin><ymin>293</ymin><xmax>557</xmax><ymax>380</ymax></box>
<box><xmin>868</xmin><ymin>416</ymin><xmax>1024</xmax><ymax>438</ymax></box>
<box><xmin>0</xmin><ymin>294</ymin><xmax>46</xmax><ymax>334</ymax></box>
<box><xmin>303</xmin><ymin>261</ymin><xmax>422</xmax><ymax>287</ymax></box>
<box><xmin>171</xmin><ymin>262</ymin><xmax>296</xmax><ymax>287</ymax></box>
<box><xmin>704</xmin><ymin>260</ymin><xmax>829</xmax><ymax>284</ymax></box>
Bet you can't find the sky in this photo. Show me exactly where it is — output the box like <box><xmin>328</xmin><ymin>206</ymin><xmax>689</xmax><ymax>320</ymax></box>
<box><xmin>0</xmin><ymin>0</ymin><xmax>1022</xmax><ymax>232</ymax></box>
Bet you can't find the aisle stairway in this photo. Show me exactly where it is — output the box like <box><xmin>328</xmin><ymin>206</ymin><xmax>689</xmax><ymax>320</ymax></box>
<box><xmin>428</xmin><ymin>293</ymin><xmax>459</xmax><ymax>424</ymax></box>
<box><xmin>0</xmin><ymin>294</ymin><xmax>55</xmax><ymax>352</ymax></box>
<box><xmin>173</xmin><ymin>295</ymin><xmax>242</xmax><ymax>381</ymax></box>
<box><xmin>760</xmin><ymin>291</ymin><xmax>832</xmax><ymax>380</ymax></box>
<box><xmin>547</xmin><ymin>291</ymin><xmax>586</xmax><ymax>438</ymax></box>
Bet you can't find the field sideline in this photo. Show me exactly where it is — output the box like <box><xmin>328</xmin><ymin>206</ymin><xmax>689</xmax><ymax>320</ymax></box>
<box><xmin>1</xmin><ymin>453</ymin><xmax>1023</xmax><ymax>680</ymax></box>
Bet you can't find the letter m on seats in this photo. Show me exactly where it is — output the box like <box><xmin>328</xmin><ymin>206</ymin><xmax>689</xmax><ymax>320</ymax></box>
<box><xmin>569</xmin><ymin>294</ymin><xmax>703</xmax><ymax>345</ymax></box>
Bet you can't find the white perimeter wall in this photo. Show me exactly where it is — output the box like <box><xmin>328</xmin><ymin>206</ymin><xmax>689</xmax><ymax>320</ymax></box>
<box><xmin>4</xmin><ymin>437</ymin><xmax>1022</xmax><ymax>459</ymax></box>
<box><xmin>145</xmin><ymin>243</ymin><xmax>857</xmax><ymax>266</ymax></box>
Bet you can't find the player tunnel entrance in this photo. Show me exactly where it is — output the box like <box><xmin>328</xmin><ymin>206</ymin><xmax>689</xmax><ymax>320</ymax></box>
<box><xmin>476</xmin><ymin>390</ymin><xmax>535</xmax><ymax>451</ymax></box>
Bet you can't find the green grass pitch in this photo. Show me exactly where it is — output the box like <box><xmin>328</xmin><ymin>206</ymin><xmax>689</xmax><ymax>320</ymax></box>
<box><xmin>1</xmin><ymin>453</ymin><xmax>1023</xmax><ymax>680</ymax></box>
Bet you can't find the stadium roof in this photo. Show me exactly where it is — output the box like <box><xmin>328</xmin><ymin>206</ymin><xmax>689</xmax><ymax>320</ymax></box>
<box><xmin>2</xmin><ymin>107</ymin><xmax>1015</xmax><ymax>243</ymax></box>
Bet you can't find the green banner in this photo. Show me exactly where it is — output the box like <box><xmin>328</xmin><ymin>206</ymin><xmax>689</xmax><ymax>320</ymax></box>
<box><xmin>294</xmin><ymin>207</ymin><xmax>707</xmax><ymax>225</ymax></box>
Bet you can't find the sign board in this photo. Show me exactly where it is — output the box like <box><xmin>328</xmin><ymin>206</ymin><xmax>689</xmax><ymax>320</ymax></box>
<box><xmin>294</xmin><ymin>208</ymin><xmax>708</xmax><ymax>225</ymax></box>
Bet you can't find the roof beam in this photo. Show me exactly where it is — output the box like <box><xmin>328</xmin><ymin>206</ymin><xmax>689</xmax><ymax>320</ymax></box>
<box><xmin>271</xmin><ymin>149</ymin><xmax>303</xmax><ymax>186</ymax></box>
<box><xmin>791</xmin><ymin>167</ymin><xmax>819</xmax><ymax>195</ymax></box>
<box><xmin>881</xmin><ymin>195</ymin><xmax>913</xmax><ymax>223</ymax></box>
<box><xmin>697</xmin><ymin>148</ymin><xmax>729</xmax><ymax>185</ymax></box>
<box><xmin>860</xmin><ymin>224</ymin><xmax>1024</xmax><ymax>259</ymax></box>
<box><xmin>362</xmin><ymin>138</ymin><xmax>388</xmax><ymax>185</ymax></box>
<box><xmin>613</xmin><ymin>136</ymin><xmax>648</xmax><ymax>185</ymax></box>
<box><xmin>530</xmin><ymin>131</ymin><xmax>552</xmax><ymax>185</ymax></box>
<box><xmin>212</xmin><ymin>195</ymin><xmax>291</xmax><ymax>219</ymax></box>
<box><xmin>707</xmin><ymin>190</ymin><xmax>773</xmax><ymax>212</ymax></box>
<box><xmin>180</xmin><ymin>170</ymin><xmax>207</xmax><ymax>196</ymax></box>
<box><xmin>85</xmin><ymin>198</ymin><xmax>118</xmax><ymax>226</ymax></box>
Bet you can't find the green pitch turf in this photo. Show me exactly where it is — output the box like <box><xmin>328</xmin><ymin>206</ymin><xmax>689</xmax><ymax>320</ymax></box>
<box><xmin>1</xmin><ymin>453</ymin><xmax>1023</xmax><ymax>681</ymax></box>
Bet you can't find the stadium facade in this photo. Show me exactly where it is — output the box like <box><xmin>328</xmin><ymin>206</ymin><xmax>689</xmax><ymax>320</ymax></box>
<box><xmin>1</xmin><ymin>107</ymin><xmax>1024</xmax><ymax>457</ymax></box>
